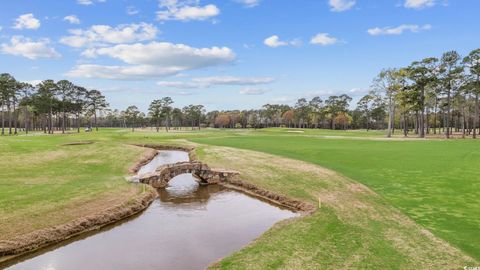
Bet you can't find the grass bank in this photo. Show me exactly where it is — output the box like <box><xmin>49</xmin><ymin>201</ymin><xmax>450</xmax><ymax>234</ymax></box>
<box><xmin>191</xmin><ymin>129</ymin><xmax>480</xmax><ymax>260</ymax></box>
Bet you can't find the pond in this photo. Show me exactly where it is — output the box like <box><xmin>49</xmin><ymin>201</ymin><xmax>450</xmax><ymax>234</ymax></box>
<box><xmin>3</xmin><ymin>151</ymin><xmax>296</xmax><ymax>270</ymax></box>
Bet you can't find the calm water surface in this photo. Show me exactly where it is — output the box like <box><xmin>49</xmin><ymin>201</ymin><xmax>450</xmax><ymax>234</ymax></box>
<box><xmin>3</xmin><ymin>151</ymin><xmax>296</xmax><ymax>270</ymax></box>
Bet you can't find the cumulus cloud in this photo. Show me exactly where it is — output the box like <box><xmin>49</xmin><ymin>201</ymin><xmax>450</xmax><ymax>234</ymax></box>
<box><xmin>328</xmin><ymin>0</ymin><xmax>356</xmax><ymax>12</ymax></box>
<box><xmin>264</xmin><ymin>35</ymin><xmax>300</xmax><ymax>48</ymax></box>
<box><xmin>13</xmin><ymin>13</ymin><xmax>41</xmax><ymax>30</ymax></box>
<box><xmin>234</xmin><ymin>0</ymin><xmax>260</xmax><ymax>8</ymax></box>
<box><xmin>367</xmin><ymin>24</ymin><xmax>432</xmax><ymax>36</ymax></box>
<box><xmin>404</xmin><ymin>0</ymin><xmax>436</xmax><ymax>9</ymax></box>
<box><xmin>66</xmin><ymin>65</ymin><xmax>182</xmax><ymax>80</ymax></box>
<box><xmin>310</xmin><ymin>33</ymin><xmax>339</xmax><ymax>46</ymax></box>
<box><xmin>67</xmin><ymin>42</ymin><xmax>235</xmax><ymax>80</ymax></box>
<box><xmin>157</xmin><ymin>0</ymin><xmax>220</xmax><ymax>21</ymax></box>
<box><xmin>63</xmin><ymin>15</ymin><xmax>81</xmax><ymax>24</ymax></box>
<box><xmin>60</xmin><ymin>23</ymin><xmax>158</xmax><ymax>47</ymax></box>
<box><xmin>1</xmin><ymin>36</ymin><xmax>61</xmax><ymax>59</ymax></box>
<box><xmin>157</xmin><ymin>76</ymin><xmax>274</xmax><ymax>88</ymax></box>
<box><xmin>77</xmin><ymin>0</ymin><xmax>106</xmax><ymax>5</ymax></box>
<box><xmin>239</xmin><ymin>88</ymin><xmax>269</xmax><ymax>95</ymax></box>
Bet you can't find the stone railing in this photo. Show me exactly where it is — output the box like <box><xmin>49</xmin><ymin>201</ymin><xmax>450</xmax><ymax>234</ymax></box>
<box><xmin>138</xmin><ymin>161</ymin><xmax>240</xmax><ymax>188</ymax></box>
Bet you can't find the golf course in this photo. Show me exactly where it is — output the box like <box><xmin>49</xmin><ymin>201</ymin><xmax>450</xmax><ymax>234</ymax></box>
<box><xmin>1</xmin><ymin>128</ymin><xmax>478</xmax><ymax>269</ymax></box>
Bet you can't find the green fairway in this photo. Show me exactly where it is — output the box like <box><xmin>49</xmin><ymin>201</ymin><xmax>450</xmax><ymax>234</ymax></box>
<box><xmin>191</xmin><ymin>129</ymin><xmax>480</xmax><ymax>260</ymax></box>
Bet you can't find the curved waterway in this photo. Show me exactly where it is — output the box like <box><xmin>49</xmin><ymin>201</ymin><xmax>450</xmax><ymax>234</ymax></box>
<box><xmin>4</xmin><ymin>151</ymin><xmax>296</xmax><ymax>270</ymax></box>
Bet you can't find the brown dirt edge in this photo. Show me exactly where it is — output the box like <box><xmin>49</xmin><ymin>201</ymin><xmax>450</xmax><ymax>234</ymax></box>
<box><xmin>128</xmin><ymin>147</ymin><xmax>159</xmax><ymax>174</ymax></box>
<box><xmin>130</xmin><ymin>143</ymin><xmax>197</xmax><ymax>161</ymax></box>
<box><xmin>61</xmin><ymin>141</ymin><xmax>95</xmax><ymax>146</ymax></box>
<box><xmin>221</xmin><ymin>179</ymin><xmax>316</xmax><ymax>215</ymax></box>
<box><xmin>0</xmin><ymin>187</ymin><xmax>156</xmax><ymax>262</ymax></box>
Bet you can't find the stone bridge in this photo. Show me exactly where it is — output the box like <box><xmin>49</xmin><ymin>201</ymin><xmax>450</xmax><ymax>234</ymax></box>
<box><xmin>138</xmin><ymin>161</ymin><xmax>240</xmax><ymax>188</ymax></box>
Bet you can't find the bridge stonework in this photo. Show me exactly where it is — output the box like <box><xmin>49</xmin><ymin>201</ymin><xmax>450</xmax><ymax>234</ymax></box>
<box><xmin>138</xmin><ymin>161</ymin><xmax>240</xmax><ymax>188</ymax></box>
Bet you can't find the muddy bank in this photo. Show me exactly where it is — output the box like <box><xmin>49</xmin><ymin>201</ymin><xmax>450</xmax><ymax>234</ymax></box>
<box><xmin>221</xmin><ymin>179</ymin><xmax>316</xmax><ymax>214</ymax></box>
<box><xmin>131</xmin><ymin>144</ymin><xmax>197</xmax><ymax>161</ymax></box>
<box><xmin>128</xmin><ymin>147</ymin><xmax>159</xmax><ymax>174</ymax></box>
<box><xmin>0</xmin><ymin>187</ymin><xmax>157</xmax><ymax>261</ymax></box>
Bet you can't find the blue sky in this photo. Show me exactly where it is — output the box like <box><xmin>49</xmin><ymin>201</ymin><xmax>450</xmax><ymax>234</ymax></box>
<box><xmin>0</xmin><ymin>0</ymin><xmax>479</xmax><ymax>111</ymax></box>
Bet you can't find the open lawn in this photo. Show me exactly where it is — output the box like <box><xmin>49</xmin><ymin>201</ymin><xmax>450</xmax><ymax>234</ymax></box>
<box><xmin>1</xmin><ymin>128</ymin><xmax>479</xmax><ymax>268</ymax></box>
<box><xmin>192</xmin><ymin>128</ymin><xmax>480</xmax><ymax>261</ymax></box>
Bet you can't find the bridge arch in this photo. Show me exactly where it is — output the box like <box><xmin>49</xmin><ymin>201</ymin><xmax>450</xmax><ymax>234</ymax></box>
<box><xmin>138</xmin><ymin>161</ymin><xmax>239</xmax><ymax>188</ymax></box>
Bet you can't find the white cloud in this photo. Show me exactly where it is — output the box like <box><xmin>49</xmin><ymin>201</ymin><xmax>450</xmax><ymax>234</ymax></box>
<box><xmin>67</xmin><ymin>42</ymin><xmax>235</xmax><ymax>80</ymax></box>
<box><xmin>66</xmin><ymin>65</ymin><xmax>182</xmax><ymax>80</ymax></box>
<box><xmin>13</xmin><ymin>13</ymin><xmax>41</xmax><ymax>30</ymax></box>
<box><xmin>60</xmin><ymin>23</ymin><xmax>159</xmax><ymax>47</ymax></box>
<box><xmin>126</xmin><ymin>6</ymin><xmax>140</xmax><ymax>15</ymax></box>
<box><xmin>63</xmin><ymin>15</ymin><xmax>81</xmax><ymax>24</ymax></box>
<box><xmin>77</xmin><ymin>0</ymin><xmax>106</xmax><ymax>5</ymax></box>
<box><xmin>367</xmin><ymin>24</ymin><xmax>432</xmax><ymax>36</ymax></box>
<box><xmin>1</xmin><ymin>36</ymin><xmax>61</xmax><ymax>59</ymax></box>
<box><xmin>263</xmin><ymin>35</ymin><xmax>300</xmax><ymax>48</ymax></box>
<box><xmin>329</xmin><ymin>0</ymin><xmax>356</xmax><ymax>12</ymax></box>
<box><xmin>310</xmin><ymin>33</ymin><xmax>339</xmax><ymax>46</ymax></box>
<box><xmin>0</xmin><ymin>26</ymin><xmax>2</xmax><ymax>31</ymax></box>
<box><xmin>84</xmin><ymin>42</ymin><xmax>234</xmax><ymax>66</ymax></box>
<box><xmin>239</xmin><ymin>88</ymin><xmax>269</xmax><ymax>95</ymax></box>
<box><xmin>157</xmin><ymin>81</ymin><xmax>201</xmax><ymax>88</ymax></box>
<box><xmin>404</xmin><ymin>0</ymin><xmax>436</xmax><ymax>9</ymax></box>
<box><xmin>157</xmin><ymin>76</ymin><xmax>274</xmax><ymax>88</ymax></box>
<box><xmin>234</xmin><ymin>0</ymin><xmax>260</xmax><ymax>8</ymax></box>
<box><xmin>157</xmin><ymin>0</ymin><xmax>220</xmax><ymax>21</ymax></box>
<box><xmin>194</xmin><ymin>76</ymin><xmax>273</xmax><ymax>85</ymax></box>
<box><xmin>264</xmin><ymin>35</ymin><xmax>287</xmax><ymax>48</ymax></box>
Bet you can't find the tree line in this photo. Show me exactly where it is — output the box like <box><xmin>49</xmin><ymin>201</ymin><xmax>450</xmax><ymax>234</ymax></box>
<box><xmin>1</xmin><ymin>48</ymin><xmax>478</xmax><ymax>138</ymax></box>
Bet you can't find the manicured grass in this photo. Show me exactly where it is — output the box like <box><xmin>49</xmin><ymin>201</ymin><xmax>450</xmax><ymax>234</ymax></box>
<box><xmin>191</xmin><ymin>130</ymin><xmax>480</xmax><ymax>260</ymax></box>
<box><xmin>1</xmin><ymin>128</ymin><xmax>478</xmax><ymax>268</ymax></box>
<box><xmin>196</xmin><ymin>145</ymin><xmax>475</xmax><ymax>268</ymax></box>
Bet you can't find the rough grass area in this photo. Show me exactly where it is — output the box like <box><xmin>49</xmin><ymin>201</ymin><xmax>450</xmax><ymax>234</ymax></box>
<box><xmin>191</xmin><ymin>130</ymin><xmax>480</xmax><ymax>261</ymax></box>
<box><xmin>0</xmin><ymin>132</ymin><xmax>147</xmax><ymax>239</ymax></box>
<box><xmin>194</xmin><ymin>145</ymin><xmax>476</xmax><ymax>269</ymax></box>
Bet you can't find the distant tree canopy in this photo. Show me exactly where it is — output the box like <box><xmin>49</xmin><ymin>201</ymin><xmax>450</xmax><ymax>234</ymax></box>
<box><xmin>1</xmin><ymin>48</ymin><xmax>479</xmax><ymax>138</ymax></box>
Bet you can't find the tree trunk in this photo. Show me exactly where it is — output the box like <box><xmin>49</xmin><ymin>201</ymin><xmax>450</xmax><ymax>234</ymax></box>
<box><xmin>77</xmin><ymin>113</ymin><xmax>81</xmax><ymax>133</ymax></box>
<box><xmin>387</xmin><ymin>95</ymin><xmax>393</xmax><ymax>137</ymax></box>
<box><xmin>8</xmin><ymin>103</ymin><xmax>12</xmax><ymax>135</ymax></box>
<box><xmin>94</xmin><ymin>111</ymin><xmax>98</xmax><ymax>131</ymax></box>
<box><xmin>433</xmin><ymin>99</ymin><xmax>438</xmax><ymax>135</ymax></box>
<box><xmin>13</xmin><ymin>102</ymin><xmax>17</xmax><ymax>135</ymax></box>
<box><xmin>49</xmin><ymin>108</ymin><xmax>53</xmax><ymax>134</ymax></box>
<box><xmin>1</xmin><ymin>102</ymin><xmax>4</xmax><ymax>135</ymax></box>
<box><xmin>474</xmin><ymin>93</ymin><xmax>479</xmax><ymax>139</ymax></box>
<box><xmin>446</xmin><ymin>88</ymin><xmax>451</xmax><ymax>139</ymax></box>
<box><xmin>419</xmin><ymin>88</ymin><xmax>425</xmax><ymax>138</ymax></box>
<box><xmin>24</xmin><ymin>106</ymin><xmax>29</xmax><ymax>134</ymax></box>
<box><xmin>62</xmin><ymin>109</ymin><xmax>66</xmax><ymax>134</ymax></box>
